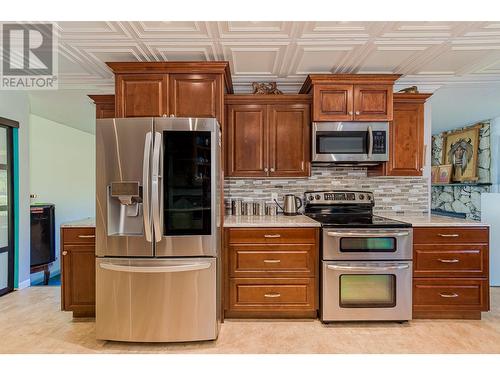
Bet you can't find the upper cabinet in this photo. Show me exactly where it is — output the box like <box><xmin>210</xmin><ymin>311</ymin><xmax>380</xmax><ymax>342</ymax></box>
<box><xmin>385</xmin><ymin>93</ymin><xmax>432</xmax><ymax>176</ymax></box>
<box><xmin>225</xmin><ymin>95</ymin><xmax>311</xmax><ymax>178</ymax></box>
<box><xmin>107</xmin><ymin>62</ymin><xmax>233</xmax><ymax>124</ymax></box>
<box><xmin>300</xmin><ymin>74</ymin><xmax>400</xmax><ymax>122</ymax></box>
<box><xmin>88</xmin><ymin>94</ymin><xmax>115</xmax><ymax>119</ymax></box>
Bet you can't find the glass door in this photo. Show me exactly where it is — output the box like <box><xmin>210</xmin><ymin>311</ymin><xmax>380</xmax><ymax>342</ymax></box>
<box><xmin>0</xmin><ymin>124</ymin><xmax>14</xmax><ymax>296</ymax></box>
<box><xmin>163</xmin><ymin>130</ymin><xmax>211</xmax><ymax>236</ymax></box>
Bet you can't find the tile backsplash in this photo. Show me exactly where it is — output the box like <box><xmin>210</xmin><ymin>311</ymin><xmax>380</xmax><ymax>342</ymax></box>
<box><xmin>224</xmin><ymin>166</ymin><xmax>429</xmax><ymax>215</ymax></box>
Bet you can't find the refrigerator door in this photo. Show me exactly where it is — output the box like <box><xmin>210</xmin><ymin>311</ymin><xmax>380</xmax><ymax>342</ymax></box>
<box><xmin>96</xmin><ymin>257</ymin><xmax>218</xmax><ymax>342</ymax></box>
<box><xmin>152</xmin><ymin>117</ymin><xmax>221</xmax><ymax>257</ymax></box>
<box><xmin>96</xmin><ymin>118</ymin><xmax>154</xmax><ymax>257</ymax></box>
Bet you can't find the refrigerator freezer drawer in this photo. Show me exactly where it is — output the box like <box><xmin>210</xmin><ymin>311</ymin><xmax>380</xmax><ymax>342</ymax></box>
<box><xmin>96</xmin><ymin>257</ymin><xmax>218</xmax><ymax>342</ymax></box>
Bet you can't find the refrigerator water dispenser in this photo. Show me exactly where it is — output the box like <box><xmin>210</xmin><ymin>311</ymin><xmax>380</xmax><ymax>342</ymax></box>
<box><xmin>107</xmin><ymin>182</ymin><xmax>144</xmax><ymax>236</ymax></box>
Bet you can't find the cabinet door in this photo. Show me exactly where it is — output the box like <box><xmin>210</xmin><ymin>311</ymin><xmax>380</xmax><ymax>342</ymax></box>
<box><xmin>62</xmin><ymin>245</ymin><xmax>95</xmax><ymax>312</ymax></box>
<box><xmin>115</xmin><ymin>74</ymin><xmax>168</xmax><ymax>117</ymax></box>
<box><xmin>169</xmin><ymin>74</ymin><xmax>222</xmax><ymax>123</ymax></box>
<box><xmin>226</xmin><ymin>105</ymin><xmax>268</xmax><ymax>177</ymax></box>
<box><xmin>385</xmin><ymin>102</ymin><xmax>424</xmax><ymax>176</ymax></box>
<box><xmin>268</xmin><ymin>104</ymin><xmax>310</xmax><ymax>177</ymax></box>
<box><xmin>313</xmin><ymin>84</ymin><xmax>353</xmax><ymax>121</ymax></box>
<box><xmin>353</xmin><ymin>84</ymin><xmax>393</xmax><ymax>121</ymax></box>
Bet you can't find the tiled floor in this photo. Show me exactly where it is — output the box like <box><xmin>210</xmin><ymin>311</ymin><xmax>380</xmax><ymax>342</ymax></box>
<box><xmin>1</xmin><ymin>286</ymin><xmax>500</xmax><ymax>353</ymax></box>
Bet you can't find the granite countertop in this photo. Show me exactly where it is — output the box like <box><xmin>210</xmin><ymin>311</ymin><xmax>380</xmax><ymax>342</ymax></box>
<box><xmin>380</xmin><ymin>214</ymin><xmax>489</xmax><ymax>227</ymax></box>
<box><xmin>224</xmin><ymin>214</ymin><xmax>321</xmax><ymax>228</ymax></box>
<box><xmin>60</xmin><ymin>217</ymin><xmax>96</xmax><ymax>228</ymax></box>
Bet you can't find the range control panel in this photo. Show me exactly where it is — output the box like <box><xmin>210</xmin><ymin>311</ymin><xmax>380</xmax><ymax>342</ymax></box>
<box><xmin>304</xmin><ymin>190</ymin><xmax>374</xmax><ymax>205</ymax></box>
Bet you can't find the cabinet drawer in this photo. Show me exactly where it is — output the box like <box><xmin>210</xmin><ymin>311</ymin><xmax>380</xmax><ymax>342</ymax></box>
<box><xmin>228</xmin><ymin>228</ymin><xmax>317</xmax><ymax>244</ymax></box>
<box><xmin>414</xmin><ymin>244</ymin><xmax>488</xmax><ymax>277</ymax></box>
<box><xmin>228</xmin><ymin>278</ymin><xmax>315</xmax><ymax>312</ymax></box>
<box><xmin>62</xmin><ymin>228</ymin><xmax>96</xmax><ymax>244</ymax></box>
<box><xmin>229</xmin><ymin>244</ymin><xmax>316</xmax><ymax>277</ymax></box>
<box><xmin>413</xmin><ymin>278</ymin><xmax>489</xmax><ymax>311</ymax></box>
<box><xmin>413</xmin><ymin>227</ymin><xmax>488</xmax><ymax>245</ymax></box>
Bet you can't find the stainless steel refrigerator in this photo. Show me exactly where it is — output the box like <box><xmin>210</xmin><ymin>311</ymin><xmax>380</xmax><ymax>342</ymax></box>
<box><xmin>95</xmin><ymin>117</ymin><xmax>221</xmax><ymax>342</ymax></box>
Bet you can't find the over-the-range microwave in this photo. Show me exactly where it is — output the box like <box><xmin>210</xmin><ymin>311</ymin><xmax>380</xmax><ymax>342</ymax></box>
<box><xmin>312</xmin><ymin>122</ymin><xmax>389</xmax><ymax>164</ymax></box>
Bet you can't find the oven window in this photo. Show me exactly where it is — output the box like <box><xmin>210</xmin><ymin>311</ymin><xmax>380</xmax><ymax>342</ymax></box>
<box><xmin>340</xmin><ymin>237</ymin><xmax>396</xmax><ymax>252</ymax></box>
<box><xmin>339</xmin><ymin>274</ymin><xmax>396</xmax><ymax>308</ymax></box>
<box><xmin>317</xmin><ymin>131</ymin><xmax>367</xmax><ymax>154</ymax></box>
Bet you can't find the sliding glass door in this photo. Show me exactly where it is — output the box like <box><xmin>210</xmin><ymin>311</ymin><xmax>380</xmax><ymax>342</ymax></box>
<box><xmin>0</xmin><ymin>123</ymin><xmax>14</xmax><ymax>296</ymax></box>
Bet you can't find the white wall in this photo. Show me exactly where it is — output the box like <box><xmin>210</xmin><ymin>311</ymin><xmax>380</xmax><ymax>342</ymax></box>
<box><xmin>29</xmin><ymin>115</ymin><xmax>95</xmax><ymax>282</ymax></box>
<box><xmin>0</xmin><ymin>92</ymin><xmax>31</xmax><ymax>289</ymax></box>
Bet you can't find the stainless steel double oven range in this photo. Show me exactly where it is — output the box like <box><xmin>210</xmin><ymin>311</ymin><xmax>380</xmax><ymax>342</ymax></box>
<box><xmin>304</xmin><ymin>190</ymin><xmax>413</xmax><ymax>322</ymax></box>
<box><xmin>96</xmin><ymin>117</ymin><xmax>221</xmax><ymax>342</ymax></box>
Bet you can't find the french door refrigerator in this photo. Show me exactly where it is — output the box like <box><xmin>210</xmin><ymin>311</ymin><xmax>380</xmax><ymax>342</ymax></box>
<box><xmin>96</xmin><ymin>117</ymin><xmax>221</xmax><ymax>342</ymax></box>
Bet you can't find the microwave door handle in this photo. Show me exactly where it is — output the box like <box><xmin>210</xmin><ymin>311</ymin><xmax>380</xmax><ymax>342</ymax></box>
<box><xmin>152</xmin><ymin>131</ymin><xmax>162</xmax><ymax>243</ymax></box>
<box><xmin>327</xmin><ymin>264</ymin><xmax>410</xmax><ymax>272</ymax></box>
<box><xmin>143</xmin><ymin>132</ymin><xmax>153</xmax><ymax>242</ymax></box>
<box><xmin>367</xmin><ymin>125</ymin><xmax>373</xmax><ymax>159</ymax></box>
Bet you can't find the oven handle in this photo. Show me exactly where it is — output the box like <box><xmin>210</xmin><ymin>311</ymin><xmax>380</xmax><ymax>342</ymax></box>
<box><xmin>326</xmin><ymin>231</ymin><xmax>410</xmax><ymax>237</ymax></box>
<box><xmin>327</xmin><ymin>264</ymin><xmax>410</xmax><ymax>271</ymax></box>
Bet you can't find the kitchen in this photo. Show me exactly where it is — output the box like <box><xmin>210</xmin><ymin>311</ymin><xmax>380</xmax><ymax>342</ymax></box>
<box><xmin>1</xmin><ymin>12</ymin><xmax>500</xmax><ymax>371</ymax></box>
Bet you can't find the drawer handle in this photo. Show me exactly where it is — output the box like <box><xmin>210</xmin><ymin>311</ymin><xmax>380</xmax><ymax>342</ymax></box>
<box><xmin>62</xmin><ymin>251</ymin><xmax>68</xmax><ymax>256</ymax></box>
<box><xmin>439</xmin><ymin>292</ymin><xmax>459</xmax><ymax>298</ymax></box>
<box><xmin>438</xmin><ymin>234</ymin><xmax>459</xmax><ymax>238</ymax></box>
<box><xmin>438</xmin><ymin>258</ymin><xmax>459</xmax><ymax>263</ymax></box>
<box><xmin>264</xmin><ymin>234</ymin><xmax>281</xmax><ymax>238</ymax></box>
<box><xmin>78</xmin><ymin>235</ymin><xmax>95</xmax><ymax>239</ymax></box>
<box><xmin>263</xmin><ymin>259</ymin><xmax>281</xmax><ymax>264</ymax></box>
<box><xmin>264</xmin><ymin>293</ymin><xmax>281</xmax><ymax>298</ymax></box>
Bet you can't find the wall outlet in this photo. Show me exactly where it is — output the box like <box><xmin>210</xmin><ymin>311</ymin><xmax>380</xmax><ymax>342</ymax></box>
<box><xmin>271</xmin><ymin>193</ymin><xmax>278</xmax><ymax>202</ymax></box>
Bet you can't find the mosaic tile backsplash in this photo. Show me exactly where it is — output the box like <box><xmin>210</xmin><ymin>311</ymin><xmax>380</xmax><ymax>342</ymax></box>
<box><xmin>224</xmin><ymin>166</ymin><xmax>430</xmax><ymax>215</ymax></box>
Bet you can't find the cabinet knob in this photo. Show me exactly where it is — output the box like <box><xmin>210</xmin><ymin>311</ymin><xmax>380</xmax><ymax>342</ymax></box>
<box><xmin>355</xmin><ymin>111</ymin><xmax>360</xmax><ymax>115</ymax></box>
<box><xmin>62</xmin><ymin>251</ymin><xmax>68</xmax><ymax>256</ymax></box>
<box><xmin>270</xmin><ymin>167</ymin><xmax>275</xmax><ymax>172</ymax></box>
<box><xmin>169</xmin><ymin>114</ymin><xmax>175</xmax><ymax>117</ymax></box>
<box><xmin>162</xmin><ymin>114</ymin><xmax>167</xmax><ymax>118</ymax></box>
<box><xmin>420</xmin><ymin>167</ymin><xmax>424</xmax><ymax>171</ymax></box>
<box><xmin>349</xmin><ymin>111</ymin><xmax>353</xmax><ymax>115</ymax></box>
<box><xmin>264</xmin><ymin>167</ymin><xmax>269</xmax><ymax>172</ymax></box>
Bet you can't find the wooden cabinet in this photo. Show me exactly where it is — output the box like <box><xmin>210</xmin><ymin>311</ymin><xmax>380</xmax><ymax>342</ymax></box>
<box><xmin>224</xmin><ymin>227</ymin><xmax>319</xmax><ymax>318</ymax></box>
<box><xmin>61</xmin><ymin>227</ymin><xmax>96</xmax><ymax>318</ymax></box>
<box><xmin>413</xmin><ymin>226</ymin><xmax>490</xmax><ymax>320</ymax></box>
<box><xmin>107</xmin><ymin>62</ymin><xmax>232</xmax><ymax>123</ymax></box>
<box><xmin>300</xmin><ymin>74</ymin><xmax>400</xmax><ymax>122</ymax></box>
<box><xmin>88</xmin><ymin>95</ymin><xmax>115</xmax><ymax>119</ymax></box>
<box><xmin>225</xmin><ymin>95</ymin><xmax>311</xmax><ymax>178</ymax></box>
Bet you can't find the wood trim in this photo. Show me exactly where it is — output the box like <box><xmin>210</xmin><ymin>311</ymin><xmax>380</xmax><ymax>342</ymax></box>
<box><xmin>0</xmin><ymin>117</ymin><xmax>19</xmax><ymax>128</ymax></box>
<box><xmin>106</xmin><ymin>61</ymin><xmax>233</xmax><ymax>93</ymax></box>
<box><xmin>87</xmin><ymin>94</ymin><xmax>115</xmax><ymax>104</ymax></box>
<box><xmin>224</xmin><ymin>94</ymin><xmax>311</xmax><ymax>105</ymax></box>
<box><xmin>300</xmin><ymin>74</ymin><xmax>402</xmax><ymax>93</ymax></box>
<box><xmin>413</xmin><ymin>310</ymin><xmax>482</xmax><ymax>320</ymax></box>
<box><xmin>393</xmin><ymin>93</ymin><xmax>432</xmax><ymax>103</ymax></box>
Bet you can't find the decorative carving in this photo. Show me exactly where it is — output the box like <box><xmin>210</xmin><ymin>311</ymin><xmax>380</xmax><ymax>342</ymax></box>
<box><xmin>397</xmin><ymin>86</ymin><xmax>419</xmax><ymax>94</ymax></box>
<box><xmin>252</xmin><ymin>82</ymin><xmax>283</xmax><ymax>95</ymax></box>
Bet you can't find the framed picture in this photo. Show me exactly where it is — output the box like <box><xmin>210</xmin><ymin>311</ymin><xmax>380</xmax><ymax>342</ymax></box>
<box><xmin>431</xmin><ymin>166</ymin><xmax>439</xmax><ymax>183</ymax></box>
<box><xmin>437</xmin><ymin>164</ymin><xmax>453</xmax><ymax>184</ymax></box>
<box><xmin>443</xmin><ymin>125</ymin><xmax>480</xmax><ymax>182</ymax></box>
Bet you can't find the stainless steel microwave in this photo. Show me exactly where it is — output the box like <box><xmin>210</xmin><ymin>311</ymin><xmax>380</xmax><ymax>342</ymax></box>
<box><xmin>312</xmin><ymin>122</ymin><xmax>389</xmax><ymax>164</ymax></box>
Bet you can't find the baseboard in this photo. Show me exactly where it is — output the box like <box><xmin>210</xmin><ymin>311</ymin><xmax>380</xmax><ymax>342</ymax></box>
<box><xmin>17</xmin><ymin>279</ymin><xmax>31</xmax><ymax>290</ymax></box>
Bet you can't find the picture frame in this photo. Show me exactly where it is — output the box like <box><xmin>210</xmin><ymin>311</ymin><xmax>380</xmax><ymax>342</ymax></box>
<box><xmin>443</xmin><ymin>125</ymin><xmax>481</xmax><ymax>182</ymax></box>
<box><xmin>431</xmin><ymin>166</ymin><xmax>439</xmax><ymax>183</ymax></box>
<box><xmin>437</xmin><ymin>164</ymin><xmax>453</xmax><ymax>184</ymax></box>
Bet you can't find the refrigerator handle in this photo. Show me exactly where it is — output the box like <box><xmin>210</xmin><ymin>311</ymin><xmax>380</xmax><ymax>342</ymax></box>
<box><xmin>99</xmin><ymin>262</ymin><xmax>211</xmax><ymax>273</ymax></box>
<box><xmin>143</xmin><ymin>132</ymin><xmax>153</xmax><ymax>242</ymax></box>
<box><xmin>152</xmin><ymin>131</ymin><xmax>162</xmax><ymax>243</ymax></box>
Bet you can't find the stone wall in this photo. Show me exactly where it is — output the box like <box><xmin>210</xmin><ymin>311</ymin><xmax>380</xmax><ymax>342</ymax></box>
<box><xmin>225</xmin><ymin>166</ymin><xmax>429</xmax><ymax>216</ymax></box>
<box><xmin>431</xmin><ymin>121</ymin><xmax>491</xmax><ymax>220</ymax></box>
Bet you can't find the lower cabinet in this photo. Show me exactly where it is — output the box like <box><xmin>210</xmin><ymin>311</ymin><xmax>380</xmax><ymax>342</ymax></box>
<box><xmin>224</xmin><ymin>227</ymin><xmax>319</xmax><ymax>318</ymax></box>
<box><xmin>412</xmin><ymin>226</ymin><xmax>490</xmax><ymax>319</ymax></box>
<box><xmin>60</xmin><ymin>227</ymin><xmax>96</xmax><ymax>318</ymax></box>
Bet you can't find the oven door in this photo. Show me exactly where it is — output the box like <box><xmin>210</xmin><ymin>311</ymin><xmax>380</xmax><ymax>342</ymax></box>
<box><xmin>321</xmin><ymin>261</ymin><xmax>412</xmax><ymax>321</ymax></box>
<box><xmin>323</xmin><ymin>228</ymin><xmax>413</xmax><ymax>261</ymax></box>
<box><xmin>312</xmin><ymin>122</ymin><xmax>388</xmax><ymax>163</ymax></box>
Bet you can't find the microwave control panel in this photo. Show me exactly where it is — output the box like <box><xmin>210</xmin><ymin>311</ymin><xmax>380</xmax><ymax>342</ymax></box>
<box><xmin>372</xmin><ymin>131</ymin><xmax>386</xmax><ymax>154</ymax></box>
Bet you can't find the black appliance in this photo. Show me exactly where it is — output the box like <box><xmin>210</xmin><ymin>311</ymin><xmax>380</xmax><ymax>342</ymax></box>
<box><xmin>30</xmin><ymin>204</ymin><xmax>55</xmax><ymax>267</ymax></box>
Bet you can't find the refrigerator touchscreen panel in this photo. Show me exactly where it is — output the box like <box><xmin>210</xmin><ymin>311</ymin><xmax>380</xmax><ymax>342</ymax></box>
<box><xmin>164</xmin><ymin>131</ymin><xmax>212</xmax><ymax>236</ymax></box>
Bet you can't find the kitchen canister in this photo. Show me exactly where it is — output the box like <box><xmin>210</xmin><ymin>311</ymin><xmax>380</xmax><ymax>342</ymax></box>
<box><xmin>231</xmin><ymin>199</ymin><xmax>242</xmax><ymax>216</ymax></box>
<box><xmin>265</xmin><ymin>202</ymin><xmax>277</xmax><ymax>216</ymax></box>
<box><xmin>253</xmin><ymin>201</ymin><xmax>266</xmax><ymax>216</ymax></box>
<box><xmin>242</xmin><ymin>201</ymin><xmax>254</xmax><ymax>216</ymax></box>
